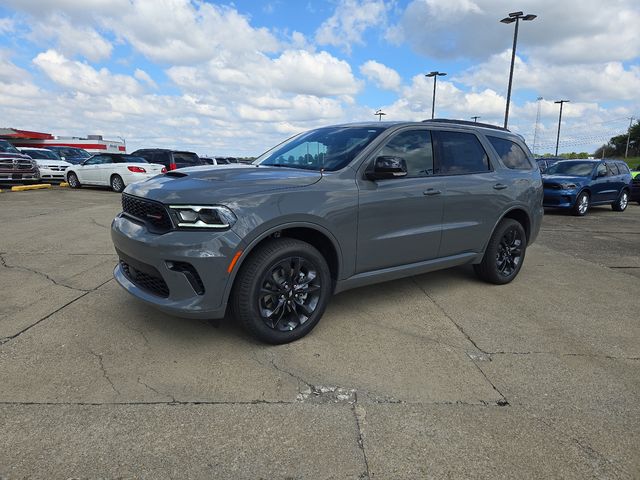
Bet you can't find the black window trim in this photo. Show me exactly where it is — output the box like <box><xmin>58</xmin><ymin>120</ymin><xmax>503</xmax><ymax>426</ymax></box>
<box><xmin>485</xmin><ymin>134</ymin><xmax>534</xmax><ymax>171</ymax></box>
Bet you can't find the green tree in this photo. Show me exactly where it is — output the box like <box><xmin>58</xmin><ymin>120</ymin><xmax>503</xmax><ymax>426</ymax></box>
<box><xmin>594</xmin><ymin>120</ymin><xmax>640</xmax><ymax>158</ymax></box>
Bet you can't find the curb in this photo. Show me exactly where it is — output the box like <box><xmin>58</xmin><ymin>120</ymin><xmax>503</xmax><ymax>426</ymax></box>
<box><xmin>59</xmin><ymin>182</ymin><xmax>69</xmax><ymax>188</ymax></box>
<box><xmin>10</xmin><ymin>184</ymin><xmax>53</xmax><ymax>192</ymax></box>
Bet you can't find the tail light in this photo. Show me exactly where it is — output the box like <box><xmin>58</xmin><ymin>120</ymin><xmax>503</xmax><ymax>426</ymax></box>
<box><xmin>128</xmin><ymin>166</ymin><xmax>147</xmax><ymax>173</ymax></box>
<box><xmin>161</xmin><ymin>167</ymin><xmax>167</xmax><ymax>173</ymax></box>
<box><xmin>169</xmin><ymin>162</ymin><xmax>177</xmax><ymax>170</ymax></box>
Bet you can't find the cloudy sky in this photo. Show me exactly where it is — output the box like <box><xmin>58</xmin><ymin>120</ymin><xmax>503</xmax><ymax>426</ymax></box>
<box><xmin>0</xmin><ymin>0</ymin><xmax>638</xmax><ymax>156</ymax></box>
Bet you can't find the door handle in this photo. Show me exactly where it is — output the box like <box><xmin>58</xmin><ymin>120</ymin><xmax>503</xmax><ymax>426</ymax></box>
<box><xmin>423</xmin><ymin>189</ymin><xmax>441</xmax><ymax>196</ymax></box>
<box><xmin>493</xmin><ymin>183</ymin><xmax>508</xmax><ymax>190</ymax></box>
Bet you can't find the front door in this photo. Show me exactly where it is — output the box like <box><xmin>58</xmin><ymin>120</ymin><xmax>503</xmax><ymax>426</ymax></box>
<box><xmin>356</xmin><ymin>128</ymin><xmax>444</xmax><ymax>273</ymax></box>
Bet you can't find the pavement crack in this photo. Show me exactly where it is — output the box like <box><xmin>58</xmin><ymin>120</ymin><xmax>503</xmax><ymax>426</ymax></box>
<box><xmin>90</xmin><ymin>217</ymin><xmax>110</xmax><ymax>229</ymax></box>
<box><xmin>488</xmin><ymin>351</ymin><xmax>640</xmax><ymax>361</ymax></box>
<box><xmin>0</xmin><ymin>278</ymin><xmax>113</xmax><ymax>347</ymax></box>
<box><xmin>90</xmin><ymin>350</ymin><xmax>120</xmax><ymax>396</ymax></box>
<box><xmin>411</xmin><ymin>277</ymin><xmax>489</xmax><ymax>355</ymax></box>
<box><xmin>466</xmin><ymin>356</ymin><xmax>510</xmax><ymax>406</ymax></box>
<box><xmin>352</xmin><ymin>394</ymin><xmax>371</xmax><ymax>479</ymax></box>
<box><xmin>0</xmin><ymin>253</ymin><xmax>90</xmax><ymax>292</ymax></box>
<box><xmin>137</xmin><ymin>377</ymin><xmax>175</xmax><ymax>402</ymax></box>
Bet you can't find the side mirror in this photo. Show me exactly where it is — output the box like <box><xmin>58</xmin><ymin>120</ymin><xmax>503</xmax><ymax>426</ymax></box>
<box><xmin>596</xmin><ymin>170</ymin><xmax>607</xmax><ymax>178</ymax></box>
<box><xmin>366</xmin><ymin>156</ymin><xmax>408</xmax><ymax>180</ymax></box>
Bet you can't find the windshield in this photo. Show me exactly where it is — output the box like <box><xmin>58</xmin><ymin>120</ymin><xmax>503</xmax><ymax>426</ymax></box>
<box><xmin>0</xmin><ymin>140</ymin><xmax>20</xmax><ymax>154</ymax></box>
<box><xmin>546</xmin><ymin>161</ymin><xmax>595</xmax><ymax>177</ymax></box>
<box><xmin>22</xmin><ymin>149</ymin><xmax>60</xmax><ymax>160</ymax></box>
<box><xmin>256</xmin><ymin>126</ymin><xmax>386</xmax><ymax>171</ymax></box>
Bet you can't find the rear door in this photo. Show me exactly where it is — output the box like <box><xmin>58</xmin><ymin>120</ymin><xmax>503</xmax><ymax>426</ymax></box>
<box><xmin>591</xmin><ymin>162</ymin><xmax>617</xmax><ymax>203</ymax></box>
<box><xmin>356</xmin><ymin>128</ymin><xmax>444</xmax><ymax>273</ymax></box>
<box><xmin>434</xmin><ymin>130</ymin><xmax>509</xmax><ymax>258</ymax></box>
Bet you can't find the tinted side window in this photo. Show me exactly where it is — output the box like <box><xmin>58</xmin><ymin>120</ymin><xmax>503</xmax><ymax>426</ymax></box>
<box><xmin>434</xmin><ymin>131</ymin><xmax>489</xmax><ymax>175</ymax></box>
<box><xmin>606</xmin><ymin>163</ymin><xmax>619</xmax><ymax>175</ymax></box>
<box><xmin>378</xmin><ymin>130</ymin><xmax>433</xmax><ymax>177</ymax></box>
<box><xmin>596</xmin><ymin>163</ymin><xmax>607</xmax><ymax>177</ymax></box>
<box><xmin>487</xmin><ymin>136</ymin><xmax>532</xmax><ymax>170</ymax></box>
<box><xmin>152</xmin><ymin>152</ymin><xmax>170</xmax><ymax>164</ymax></box>
<box><xmin>618</xmin><ymin>163</ymin><xmax>630</xmax><ymax>174</ymax></box>
<box><xmin>173</xmin><ymin>152</ymin><xmax>201</xmax><ymax>166</ymax></box>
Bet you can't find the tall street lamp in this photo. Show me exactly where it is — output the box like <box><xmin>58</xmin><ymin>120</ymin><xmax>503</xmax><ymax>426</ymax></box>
<box><xmin>500</xmin><ymin>11</ymin><xmax>536</xmax><ymax>129</ymax></box>
<box><xmin>471</xmin><ymin>116</ymin><xmax>481</xmax><ymax>123</ymax></box>
<box><xmin>374</xmin><ymin>109</ymin><xmax>386</xmax><ymax>121</ymax></box>
<box><xmin>554</xmin><ymin>100</ymin><xmax>569</xmax><ymax>156</ymax></box>
<box><xmin>425</xmin><ymin>71</ymin><xmax>446</xmax><ymax>119</ymax></box>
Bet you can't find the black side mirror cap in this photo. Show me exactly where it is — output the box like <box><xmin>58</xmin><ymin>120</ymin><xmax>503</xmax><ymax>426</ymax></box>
<box><xmin>366</xmin><ymin>156</ymin><xmax>408</xmax><ymax>180</ymax></box>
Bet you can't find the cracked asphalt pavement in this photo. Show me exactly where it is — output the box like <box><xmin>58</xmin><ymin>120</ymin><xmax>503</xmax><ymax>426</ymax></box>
<box><xmin>1</xmin><ymin>188</ymin><xmax>639</xmax><ymax>479</ymax></box>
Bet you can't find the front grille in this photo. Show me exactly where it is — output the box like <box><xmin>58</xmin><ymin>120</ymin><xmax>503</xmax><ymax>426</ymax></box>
<box><xmin>122</xmin><ymin>194</ymin><xmax>173</xmax><ymax>233</ymax></box>
<box><xmin>120</xmin><ymin>260</ymin><xmax>170</xmax><ymax>298</ymax></box>
<box><xmin>0</xmin><ymin>159</ymin><xmax>36</xmax><ymax>171</ymax></box>
<box><xmin>543</xmin><ymin>182</ymin><xmax>562</xmax><ymax>190</ymax></box>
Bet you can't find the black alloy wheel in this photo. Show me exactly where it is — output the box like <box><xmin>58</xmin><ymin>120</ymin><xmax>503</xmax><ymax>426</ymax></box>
<box><xmin>232</xmin><ymin>238</ymin><xmax>331</xmax><ymax>344</ymax></box>
<box><xmin>474</xmin><ymin>218</ymin><xmax>527</xmax><ymax>285</ymax></box>
<box><xmin>258</xmin><ymin>256</ymin><xmax>321</xmax><ymax>332</ymax></box>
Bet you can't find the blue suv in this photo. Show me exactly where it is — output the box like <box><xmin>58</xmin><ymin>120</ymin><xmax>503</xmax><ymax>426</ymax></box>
<box><xmin>543</xmin><ymin>159</ymin><xmax>632</xmax><ymax>216</ymax></box>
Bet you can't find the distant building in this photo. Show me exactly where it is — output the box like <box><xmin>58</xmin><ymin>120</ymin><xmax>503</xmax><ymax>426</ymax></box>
<box><xmin>0</xmin><ymin>128</ymin><xmax>125</xmax><ymax>153</ymax></box>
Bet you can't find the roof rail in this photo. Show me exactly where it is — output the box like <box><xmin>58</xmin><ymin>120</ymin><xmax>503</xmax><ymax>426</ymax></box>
<box><xmin>422</xmin><ymin>118</ymin><xmax>510</xmax><ymax>132</ymax></box>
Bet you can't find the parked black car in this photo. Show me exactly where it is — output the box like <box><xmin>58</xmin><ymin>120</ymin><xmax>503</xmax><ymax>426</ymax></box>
<box><xmin>131</xmin><ymin>149</ymin><xmax>204</xmax><ymax>170</ymax></box>
<box><xmin>630</xmin><ymin>176</ymin><xmax>640</xmax><ymax>204</ymax></box>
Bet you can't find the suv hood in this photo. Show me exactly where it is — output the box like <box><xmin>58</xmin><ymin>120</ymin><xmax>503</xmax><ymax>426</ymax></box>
<box><xmin>0</xmin><ymin>152</ymin><xmax>32</xmax><ymax>160</ymax></box>
<box><xmin>541</xmin><ymin>175</ymin><xmax>588</xmax><ymax>183</ymax></box>
<box><xmin>124</xmin><ymin>164</ymin><xmax>322</xmax><ymax>203</ymax></box>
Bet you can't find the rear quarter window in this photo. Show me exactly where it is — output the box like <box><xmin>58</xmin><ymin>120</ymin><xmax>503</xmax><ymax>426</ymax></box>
<box><xmin>487</xmin><ymin>136</ymin><xmax>533</xmax><ymax>170</ymax></box>
<box><xmin>433</xmin><ymin>131</ymin><xmax>490</xmax><ymax>175</ymax></box>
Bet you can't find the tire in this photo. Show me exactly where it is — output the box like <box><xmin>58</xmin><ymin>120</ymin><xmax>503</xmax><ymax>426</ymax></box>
<box><xmin>67</xmin><ymin>172</ymin><xmax>81</xmax><ymax>188</ymax></box>
<box><xmin>110</xmin><ymin>174</ymin><xmax>125</xmax><ymax>193</ymax></box>
<box><xmin>571</xmin><ymin>191</ymin><xmax>589</xmax><ymax>216</ymax></box>
<box><xmin>231</xmin><ymin>238</ymin><xmax>332</xmax><ymax>344</ymax></box>
<box><xmin>611</xmin><ymin>189</ymin><xmax>629</xmax><ymax>211</ymax></box>
<box><xmin>474</xmin><ymin>218</ymin><xmax>527</xmax><ymax>285</ymax></box>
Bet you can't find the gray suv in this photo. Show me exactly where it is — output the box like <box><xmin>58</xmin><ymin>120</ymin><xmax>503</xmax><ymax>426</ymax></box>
<box><xmin>111</xmin><ymin>120</ymin><xmax>543</xmax><ymax>343</ymax></box>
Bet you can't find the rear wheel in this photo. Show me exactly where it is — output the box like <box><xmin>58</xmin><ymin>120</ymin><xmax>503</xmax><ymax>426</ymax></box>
<box><xmin>612</xmin><ymin>189</ymin><xmax>629</xmax><ymax>211</ymax></box>
<box><xmin>474</xmin><ymin>218</ymin><xmax>526</xmax><ymax>285</ymax></box>
<box><xmin>571</xmin><ymin>191</ymin><xmax>589</xmax><ymax>216</ymax></box>
<box><xmin>110</xmin><ymin>174</ymin><xmax>125</xmax><ymax>193</ymax></box>
<box><xmin>232</xmin><ymin>238</ymin><xmax>331</xmax><ymax>344</ymax></box>
<box><xmin>67</xmin><ymin>172</ymin><xmax>81</xmax><ymax>188</ymax></box>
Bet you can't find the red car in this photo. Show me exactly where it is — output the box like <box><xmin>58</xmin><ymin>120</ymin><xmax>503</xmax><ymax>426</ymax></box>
<box><xmin>0</xmin><ymin>140</ymin><xmax>40</xmax><ymax>183</ymax></box>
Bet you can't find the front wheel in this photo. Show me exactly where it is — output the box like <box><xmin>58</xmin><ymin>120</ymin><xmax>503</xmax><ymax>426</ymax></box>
<box><xmin>612</xmin><ymin>190</ymin><xmax>629</xmax><ymax>211</ymax></box>
<box><xmin>474</xmin><ymin>218</ymin><xmax>527</xmax><ymax>285</ymax></box>
<box><xmin>231</xmin><ymin>238</ymin><xmax>332</xmax><ymax>344</ymax></box>
<box><xmin>67</xmin><ymin>172</ymin><xmax>81</xmax><ymax>188</ymax></box>
<box><xmin>571</xmin><ymin>191</ymin><xmax>590</xmax><ymax>216</ymax></box>
<box><xmin>110</xmin><ymin>174</ymin><xmax>125</xmax><ymax>193</ymax></box>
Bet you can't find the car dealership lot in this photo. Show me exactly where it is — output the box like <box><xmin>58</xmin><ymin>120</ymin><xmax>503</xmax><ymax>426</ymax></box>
<box><xmin>1</xmin><ymin>188</ymin><xmax>639</xmax><ymax>479</ymax></box>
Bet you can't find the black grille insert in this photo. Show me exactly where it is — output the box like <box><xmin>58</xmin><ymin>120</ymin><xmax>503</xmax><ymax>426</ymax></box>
<box><xmin>122</xmin><ymin>194</ymin><xmax>173</xmax><ymax>233</ymax></box>
<box><xmin>120</xmin><ymin>260</ymin><xmax>170</xmax><ymax>298</ymax></box>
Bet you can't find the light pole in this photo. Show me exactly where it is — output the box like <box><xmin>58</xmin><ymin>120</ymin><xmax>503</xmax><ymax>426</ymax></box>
<box><xmin>625</xmin><ymin>116</ymin><xmax>634</xmax><ymax>158</ymax></box>
<box><xmin>425</xmin><ymin>71</ymin><xmax>446</xmax><ymax>119</ymax></box>
<box><xmin>554</xmin><ymin>100</ymin><xmax>569</xmax><ymax>156</ymax></box>
<box><xmin>471</xmin><ymin>116</ymin><xmax>481</xmax><ymax>123</ymax></box>
<box><xmin>500</xmin><ymin>11</ymin><xmax>537</xmax><ymax>129</ymax></box>
<box><xmin>374</xmin><ymin>109</ymin><xmax>386</xmax><ymax>121</ymax></box>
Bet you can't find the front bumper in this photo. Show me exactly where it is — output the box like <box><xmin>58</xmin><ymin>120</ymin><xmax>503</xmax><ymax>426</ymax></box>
<box><xmin>111</xmin><ymin>213</ymin><xmax>243</xmax><ymax>319</ymax></box>
<box><xmin>543</xmin><ymin>188</ymin><xmax>578</xmax><ymax>208</ymax></box>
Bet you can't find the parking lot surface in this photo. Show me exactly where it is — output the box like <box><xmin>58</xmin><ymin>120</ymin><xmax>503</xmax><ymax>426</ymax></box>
<box><xmin>1</xmin><ymin>188</ymin><xmax>639</xmax><ymax>479</ymax></box>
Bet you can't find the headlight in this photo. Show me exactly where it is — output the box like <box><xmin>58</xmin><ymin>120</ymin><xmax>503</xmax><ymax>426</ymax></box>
<box><xmin>560</xmin><ymin>183</ymin><xmax>577</xmax><ymax>189</ymax></box>
<box><xmin>169</xmin><ymin>205</ymin><xmax>236</xmax><ymax>229</ymax></box>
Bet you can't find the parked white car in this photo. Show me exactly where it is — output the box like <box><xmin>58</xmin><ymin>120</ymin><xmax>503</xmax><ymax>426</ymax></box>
<box><xmin>65</xmin><ymin>153</ymin><xmax>166</xmax><ymax>192</ymax></box>
<box><xmin>18</xmin><ymin>147</ymin><xmax>71</xmax><ymax>182</ymax></box>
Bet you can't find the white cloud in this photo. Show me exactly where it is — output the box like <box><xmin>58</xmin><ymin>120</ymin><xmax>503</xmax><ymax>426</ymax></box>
<box><xmin>29</xmin><ymin>13</ymin><xmax>112</xmax><ymax>62</ymax></box>
<box><xmin>134</xmin><ymin>69</ymin><xmax>157</xmax><ymax>89</ymax></box>
<box><xmin>360</xmin><ymin>60</ymin><xmax>402</xmax><ymax>91</ymax></box>
<box><xmin>315</xmin><ymin>0</ymin><xmax>388</xmax><ymax>54</ymax></box>
<box><xmin>33</xmin><ymin>50</ymin><xmax>142</xmax><ymax>96</ymax></box>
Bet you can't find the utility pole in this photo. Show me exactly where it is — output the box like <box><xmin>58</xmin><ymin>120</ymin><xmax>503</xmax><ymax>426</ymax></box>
<box><xmin>625</xmin><ymin>116</ymin><xmax>634</xmax><ymax>158</ymax></box>
<box><xmin>471</xmin><ymin>116</ymin><xmax>481</xmax><ymax>123</ymax></box>
<box><xmin>532</xmin><ymin>96</ymin><xmax>542</xmax><ymax>155</ymax></box>
<box><xmin>374</xmin><ymin>109</ymin><xmax>386</xmax><ymax>121</ymax></box>
<box><xmin>425</xmin><ymin>71</ymin><xmax>446</xmax><ymax>119</ymax></box>
<box><xmin>554</xmin><ymin>100</ymin><xmax>569</xmax><ymax>156</ymax></box>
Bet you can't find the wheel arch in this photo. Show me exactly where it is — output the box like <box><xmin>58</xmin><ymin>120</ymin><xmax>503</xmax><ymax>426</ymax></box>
<box><xmin>224</xmin><ymin>222</ymin><xmax>343</xmax><ymax>306</ymax></box>
<box><xmin>499</xmin><ymin>207</ymin><xmax>531</xmax><ymax>244</ymax></box>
